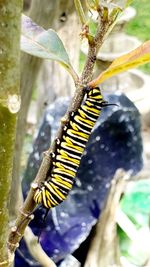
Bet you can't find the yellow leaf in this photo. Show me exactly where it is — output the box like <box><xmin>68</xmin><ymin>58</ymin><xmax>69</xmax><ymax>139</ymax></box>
<box><xmin>89</xmin><ymin>40</ymin><xmax>150</xmax><ymax>87</ymax></box>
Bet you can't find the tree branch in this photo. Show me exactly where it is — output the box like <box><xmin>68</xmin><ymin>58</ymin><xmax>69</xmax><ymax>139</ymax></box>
<box><xmin>0</xmin><ymin>0</ymin><xmax>22</xmax><ymax>265</ymax></box>
<box><xmin>8</xmin><ymin>1</ymin><xmax>119</xmax><ymax>258</ymax></box>
<box><xmin>81</xmin><ymin>7</ymin><xmax>112</xmax><ymax>85</ymax></box>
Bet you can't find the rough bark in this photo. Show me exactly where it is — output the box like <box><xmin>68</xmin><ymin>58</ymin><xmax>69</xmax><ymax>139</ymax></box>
<box><xmin>0</xmin><ymin>0</ymin><xmax>22</xmax><ymax>265</ymax></box>
<box><xmin>10</xmin><ymin>0</ymin><xmax>78</xmax><ymax>220</ymax></box>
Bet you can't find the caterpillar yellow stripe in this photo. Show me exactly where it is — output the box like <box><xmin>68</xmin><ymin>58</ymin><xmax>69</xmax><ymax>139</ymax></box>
<box><xmin>33</xmin><ymin>87</ymin><xmax>105</xmax><ymax>209</ymax></box>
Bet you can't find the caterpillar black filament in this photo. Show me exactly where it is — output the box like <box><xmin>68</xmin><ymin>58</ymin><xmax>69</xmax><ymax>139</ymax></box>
<box><xmin>33</xmin><ymin>87</ymin><xmax>105</xmax><ymax>209</ymax></box>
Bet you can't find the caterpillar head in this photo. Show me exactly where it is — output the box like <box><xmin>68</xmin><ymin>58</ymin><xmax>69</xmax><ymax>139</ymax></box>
<box><xmin>87</xmin><ymin>87</ymin><xmax>103</xmax><ymax>101</ymax></box>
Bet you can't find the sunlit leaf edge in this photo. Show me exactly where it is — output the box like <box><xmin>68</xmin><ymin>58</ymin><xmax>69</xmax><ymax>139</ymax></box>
<box><xmin>21</xmin><ymin>14</ymin><xmax>72</xmax><ymax>71</ymax></box>
<box><xmin>89</xmin><ymin>40</ymin><xmax>150</xmax><ymax>87</ymax></box>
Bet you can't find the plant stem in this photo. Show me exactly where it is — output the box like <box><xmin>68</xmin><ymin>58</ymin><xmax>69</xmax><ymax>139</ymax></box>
<box><xmin>0</xmin><ymin>0</ymin><xmax>22</xmax><ymax>265</ymax></box>
<box><xmin>81</xmin><ymin>8</ymin><xmax>111</xmax><ymax>84</ymax></box>
<box><xmin>74</xmin><ymin>0</ymin><xmax>87</xmax><ymax>26</ymax></box>
<box><xmin>7</xmin><ymin>2</ymin><xmax>117</xmax><ymax>255</ymax></box>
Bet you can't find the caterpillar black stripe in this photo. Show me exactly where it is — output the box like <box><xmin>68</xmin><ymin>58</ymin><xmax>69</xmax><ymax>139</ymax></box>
<box><xmin>33</xmin><ymin>87</ymin><xmax>106</xmax><ymax>209</ymax></box>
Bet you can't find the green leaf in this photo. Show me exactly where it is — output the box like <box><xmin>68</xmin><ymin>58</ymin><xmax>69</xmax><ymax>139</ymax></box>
<box><xmin>21</xmin><ymin>15</ymin><xmax>72</xmax><ymax>71</ymax></box>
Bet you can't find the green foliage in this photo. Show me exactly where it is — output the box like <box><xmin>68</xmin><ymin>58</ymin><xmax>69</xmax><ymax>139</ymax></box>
<box><xmin>121</xmin><ymin>180</ymin><xmax>150</xmax><ymax>222</ymax></box>
<box><xmin>126</xmin><ymin>0</ymin><xmax>133</xmax><ymax>7</ymax></box>
<box><xmin>125</xmin><ymin>0</ymin><xmax>150</xmax><ymax>73</ymax></box>
<box><xmin>119</xmin><ymin>180</ymin><xmax>150</xmax><ymax>265</ymax></box>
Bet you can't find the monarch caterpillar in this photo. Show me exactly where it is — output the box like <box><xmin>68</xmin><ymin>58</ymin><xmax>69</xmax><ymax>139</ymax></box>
<box><xmin>33</xmin><ymin>87</ymin><xmax>107</xmax><ymax>209</ymax></box>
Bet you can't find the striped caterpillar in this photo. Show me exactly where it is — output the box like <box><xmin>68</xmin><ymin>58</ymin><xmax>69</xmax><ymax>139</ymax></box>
<box><xmin>33</xmin><ymin>87</ymin><xmax>107</xmax><ymax>209</ymax></box>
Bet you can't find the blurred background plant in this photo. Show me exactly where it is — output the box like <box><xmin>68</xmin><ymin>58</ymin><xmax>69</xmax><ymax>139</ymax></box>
<box><xmin>125</xmin><ymin>0</ymin><xmax>150</xmax><ymax>73</ymax></box>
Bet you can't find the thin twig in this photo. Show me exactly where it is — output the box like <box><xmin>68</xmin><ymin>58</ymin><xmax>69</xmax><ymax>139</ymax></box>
<box><xmin>130</xmin><ymin>169</ymin><xmax>150</xmax><ymax>181</ymax></box>
<box><xmin>84</xmin><ymin>169</ymin><xmax>131</xmax><ymax>267</ymax></box>
<box><xmin>81</xmin><ymin>11</ymin><xmax>109</xmax><ymax>84</ymax></box>
<box><xmin>8</xmin><ymin>2</ymin><xmax>118</xmax><ymax>256</ymax></box>
<box><xmin>24</xmin><ymin>226</ymin><xmax>57</xmax><ymax>267</ymax></box>
<box><xmin>74</xmin><ymin>0</ymin><xmax>87</xmax><ymax>26</ymax></box>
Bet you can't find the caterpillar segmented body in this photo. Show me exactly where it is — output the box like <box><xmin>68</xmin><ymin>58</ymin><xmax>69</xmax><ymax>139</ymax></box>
<box><xmin>33</xmin><ymin>87</ymin><xmax>104</xmax><ymax>209</ymax></box>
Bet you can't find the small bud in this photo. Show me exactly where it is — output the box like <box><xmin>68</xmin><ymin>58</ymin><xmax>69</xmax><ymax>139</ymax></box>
<box><xmin>11</xmin><ymin>226</ymin><xmax>17</xmax><ymax>232</ymax></box>
<box><xmin>31</xmin><ymin>182</ymin><xmax>38</xmax><ymax>189</ymax></box>
<box><xmin>29</xmin><ymin>214</ymin><xmax>34</xmax><ymax>220</ymax></box>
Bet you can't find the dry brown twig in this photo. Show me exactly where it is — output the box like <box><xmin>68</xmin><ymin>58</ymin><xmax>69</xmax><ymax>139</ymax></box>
<box><xmin>84</xmin><ymin>169</ymin><xmax>131</xmax><ymax>267</ymax></box>
<box><xmin>24</xmin><ymin>227</ymin><xmax>57</xmax><ymax>267</ymax></box>
<box><xmin>130</xmin><ymin>169</ymin><xmax>150</xmax><ymax>181</ymax></box>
